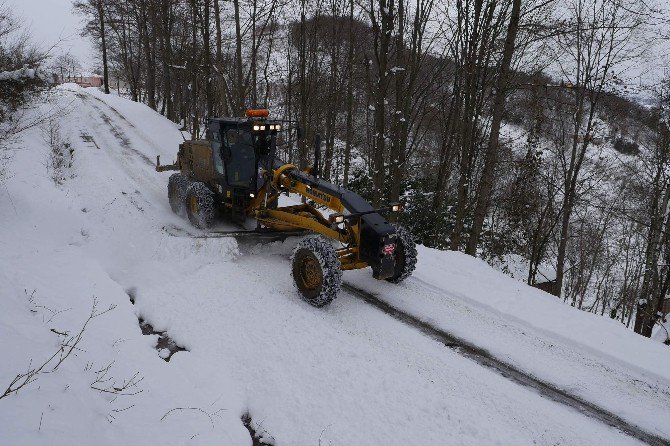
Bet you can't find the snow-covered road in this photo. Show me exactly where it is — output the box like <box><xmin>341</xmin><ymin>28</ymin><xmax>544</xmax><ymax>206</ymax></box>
<box><xmin>2</xmin><ymin>85</ymin><xmax>669</xmax><ymax>445</ymax></box>
<box><xmin>341</xmin><ymin>281</ymin><xmax>669</xmax><ymax>445</ymax></box>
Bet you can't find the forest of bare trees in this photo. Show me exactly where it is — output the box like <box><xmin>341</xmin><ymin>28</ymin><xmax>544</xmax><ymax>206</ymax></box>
<box><xmin>68</xmin><ymin>0</ymin><xmax>670</xmax><ymax>340</ymax></box>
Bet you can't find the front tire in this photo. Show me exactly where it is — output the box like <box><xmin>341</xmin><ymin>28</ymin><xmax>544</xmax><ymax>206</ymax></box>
<box><xmin>386</xmin><ymin>225</ymin><xmax>417</xmax><ymax>284</ymax></box>
<box><xmin>185</xmin><ymin>182</ymin><xmax>216</xmax><ymax>229</ymax></box>
<box><xmin>168</xmin><ymin>173</ymin><xmax>190</xmax><ymax>215</ymax></box>
<box><xmin>291</xmin><ymin>237</ymin><xmax>342</xmax><ymax>307</ymax></box>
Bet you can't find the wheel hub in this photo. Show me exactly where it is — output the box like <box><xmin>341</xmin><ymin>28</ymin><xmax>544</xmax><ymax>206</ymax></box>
<box><xmin>190</xmin><ymin>196</ymin><xmax>199</xmax><ymax>214</ymax></box>
<box><xmin>300</xmin><ymin>256</ymin><xmax>322</xmax><ymax>290</ymax></box>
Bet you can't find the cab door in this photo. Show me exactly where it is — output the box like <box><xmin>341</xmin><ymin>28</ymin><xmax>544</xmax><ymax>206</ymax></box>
<box><xmin>222</xmin><ymin>127</ymin><xmax>257</xmax><ymax>190</ymax></box>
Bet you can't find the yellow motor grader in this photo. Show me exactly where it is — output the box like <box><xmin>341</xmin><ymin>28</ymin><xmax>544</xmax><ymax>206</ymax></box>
<box><xmin>156</xmin><ymin>109</ymin><xmax>416</xmax><ymax>306</ymax></box>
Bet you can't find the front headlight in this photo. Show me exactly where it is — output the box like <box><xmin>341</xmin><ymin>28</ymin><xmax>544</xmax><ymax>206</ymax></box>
<box><xmin>329</xmin><ymin>213</ymin><xmax>345</xmax><ymax>224</ymax></box>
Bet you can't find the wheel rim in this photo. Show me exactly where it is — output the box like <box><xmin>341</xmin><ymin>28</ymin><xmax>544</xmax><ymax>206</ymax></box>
<box><xmin>190</xmin><ymin>195</ymin><xmax>199</xmax><ymax>214</ymax></box>
<box><xmin>299</xmin><ymin>256</ymin><xmax>322</xmax><ymax>291</ymax></box>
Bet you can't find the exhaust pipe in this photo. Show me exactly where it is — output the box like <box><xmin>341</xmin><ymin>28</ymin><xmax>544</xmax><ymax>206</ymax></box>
<box><xmin>313</xmin><ymin>134</ymin><xmax>321</xmax><ymax>181</ymax></box>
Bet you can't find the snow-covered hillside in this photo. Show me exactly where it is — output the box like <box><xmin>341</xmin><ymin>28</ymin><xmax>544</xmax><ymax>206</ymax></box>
<box><xmin>1</xmin><ymin>85</ymin><xmax>670</xmax><ymax>445</ymax></box>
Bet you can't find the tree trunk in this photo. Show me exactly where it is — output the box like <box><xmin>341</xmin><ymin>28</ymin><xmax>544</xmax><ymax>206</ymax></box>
<box><xmin>343</xmin><ymin>0</ymin><xmax>355</xmax><ymax>186</ymax></box>
<box><xmin>141</xmin><ymin>1</ymin><xmax>156</xmax><ymax>110</ymax></box>
<box><xmin>554</xmin><ymin>86</ymin><xmax>594</xmax><ymax>297</ymax></box>
<box><xmin>214</xmin><ymin>0</ymin><xmax>223</xmax><ymax>64</ymax></box>
<box><xmin>466</xmin><ymin>0</ymin><xmax>522</xmax><ymax>255</ymax></box>
<box><xmin>203</xmin><ymin>0</ymin><xmax>213</xmax><ymax>117</ymax></box>
<box><xmin>389</xmin><ymin>0</ymin><xmax>405</xmax><ymax>210</ymax></box>
<box><xmin>97</xmin><ymin>0</ymin><xmax>110</xmax><ymax>94</ymax></box>
<box><xmin>160</xmin><ymin>0</ymin><xmax>174</xmax><ymax>120</ymax></box>
<box><xmin>371</xmin><ymin>0</ymin><xmax>393</xmax><ymax>207</ymax></box>
<box><xmin>298</xmin><ymin>0</ymin><xmax>308</xmax><ymax>169</ymax></box>
<box><xmin>251</xmin><ymin>0</ymin><xmax>258</xmax><ymax>107</ymax></box>
<box><xmin>449</xmin><ymin>0</ymin><xmax>491</xmax><ymax>251</ymax></box>
<box><xmin>190</xmin><ymin>0</ymin><xmax>199</xmax><ymax>137</ymax></box>
<box><xmin>635</xmin><ymin>178</ymin><xmax>670</xmax><ymax>336</ymax></box>
<box><xmin>323</xmin><ymin>1</ymin><xmax>340</xmax><ymax>181</ymax></box>
<box><xmin>233</xmin><ymin>0</ymin><xmax>244</xmax><ymax>115</ymax></box>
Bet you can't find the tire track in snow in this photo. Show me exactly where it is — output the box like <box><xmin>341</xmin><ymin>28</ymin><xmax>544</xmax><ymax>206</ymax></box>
<box><xmin>409</xmin><ymin>275</ymin><xmax>670</xmax><ymax>400</ymax></box>
<box><xmin>80</xmin><ymin>96</ymin><xmax>154</xmax><ymax>167</ymax></box>
<box><xmin>71</xmin><ymin>89</ymin><xmax>166</xmax><ymax>211</ymax></box>
<box><xmin>342</xmin><ymin>282</ymin><xmax>670</xmax><ymax>446</ymax></box>
<box><xmin>83</xmin><ymin>91</ymin><xmax>177</xmax><ymax>164</ymax></box>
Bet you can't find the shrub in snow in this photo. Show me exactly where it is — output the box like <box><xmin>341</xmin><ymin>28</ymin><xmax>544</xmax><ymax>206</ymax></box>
<box><xmin>42</xmin><ymin>118</ymin><xmax>74</xmax><ymax>185</ymax></box>
<box><xmin>0</xmin><ymin>67</ymin><xmax>46</xmax><ymax>109</ymax></box>
<box><xmin>612</xmin><ymin>137</ymin><xmax>640</xmax><ymax>156</ymax></box>
<box><xmin>0</xmin><ymin>69</ymin><xmax>49</xmax><ymax>180</ymax></box>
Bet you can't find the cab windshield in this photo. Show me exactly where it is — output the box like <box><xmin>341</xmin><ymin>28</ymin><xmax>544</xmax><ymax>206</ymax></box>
<box><xmin>223</xmin><ymin>128</ymin><xmax>256</xmax><ymax>188</ymax></box>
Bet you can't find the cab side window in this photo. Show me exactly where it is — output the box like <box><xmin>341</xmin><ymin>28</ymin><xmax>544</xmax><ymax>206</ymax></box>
<box><xmin>211</xmin><ymin>130</ymin><xmax>225</xmax><ymax>175</ymax></box>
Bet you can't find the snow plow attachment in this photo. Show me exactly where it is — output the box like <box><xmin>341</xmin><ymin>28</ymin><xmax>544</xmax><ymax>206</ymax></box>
<box><xmin>155</xmin><ymin>155</ymin><xmax>180</xmax><ymax>172</ymax></box>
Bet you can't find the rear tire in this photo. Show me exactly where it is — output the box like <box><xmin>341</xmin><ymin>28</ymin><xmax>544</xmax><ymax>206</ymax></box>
<box><xmin>168</xmin><ymin>173</ymin><xmax>190</xmax><ymax>215</ymax></box>
<box><xmin>185</xmin><ymin>182</ymin><xmax>216</xmax><ymax>229</ymax></box>
<box><xmin>386</xmin><ymin>225</ymin><xmax>417</xmax><ymax>284</ymax></box>
<box><xmin>291</xmin><ymin>237</ymin><xmax>342</xmax><ymax>307</ymax></box>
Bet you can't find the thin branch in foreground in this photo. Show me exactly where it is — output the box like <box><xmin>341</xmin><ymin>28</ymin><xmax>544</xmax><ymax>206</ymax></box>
<box><xmin>160</xmin><ymin>407</ymin><xmax>226</xmax><ymax>429</ymax></box>
<box><xmin>1</xmin><ymin>297</ymin><xmax>115</xmax><ymax>400</ymax></box>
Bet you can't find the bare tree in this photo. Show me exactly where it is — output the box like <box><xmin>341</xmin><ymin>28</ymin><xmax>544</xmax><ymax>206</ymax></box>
<box><xmin>73</xmin><ymin>0</ymin><xmax>111</xmax><ymax>93</ymax></box>
<box><xmin>634</xmin><ymin>77</ymin><xmax>670</xmax><ymax>336</ymax></box>
<box><xmin>466</xmin><ymin>0</ymin><xmax>523</xmax><ymax>254</ymax></box>
<box><xmin>550</xmin><ymin>0</ymin><xmax>645</xmax><ymax>297</ymax></box>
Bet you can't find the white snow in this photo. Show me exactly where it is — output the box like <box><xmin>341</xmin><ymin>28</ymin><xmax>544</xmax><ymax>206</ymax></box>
<box><xmin>1</xmin><ymin>84</ymin><xmax>669</xmax><ymax>445</ymax></box>
<box><xmin>347</xmin><ymin>248</ymin><xmax>670</xmax><ymax>438</ymax></box>
<box><xmin>0</xmin><ymin>66</ymin><xmax>39</xmax><ymax>81</ymax></box>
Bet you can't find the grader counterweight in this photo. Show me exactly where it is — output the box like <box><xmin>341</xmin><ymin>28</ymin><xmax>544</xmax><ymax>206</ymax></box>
<box><xmin>156</xmin><ymin>109</ymin><xmax>417</xmax><ymax>306</ymax></box>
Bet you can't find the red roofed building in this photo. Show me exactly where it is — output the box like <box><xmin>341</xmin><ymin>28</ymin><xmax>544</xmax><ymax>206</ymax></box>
<box><xmin>60</xmin><ymin>75</ymin><xmax>103</xmax><ymax>88</ymax></box>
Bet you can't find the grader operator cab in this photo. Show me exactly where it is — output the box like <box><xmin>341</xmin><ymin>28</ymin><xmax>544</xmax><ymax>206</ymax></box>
<box><xmin>156</xmin><ymin>109</ymin><xmax>417</xmax><ymax>306</ymax></box>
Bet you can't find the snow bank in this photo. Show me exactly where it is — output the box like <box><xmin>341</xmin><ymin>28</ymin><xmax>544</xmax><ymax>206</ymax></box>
<box><xmin>0</xmin><ymin>85</ymin><xmax>248</xmax><ymax>445</ymax></box>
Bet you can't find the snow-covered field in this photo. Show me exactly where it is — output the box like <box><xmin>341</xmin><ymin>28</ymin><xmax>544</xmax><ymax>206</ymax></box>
<box><xmin>1</xmin><ymin>85</ymin><xmax>669</xmax><ymax>445</ymax></box>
